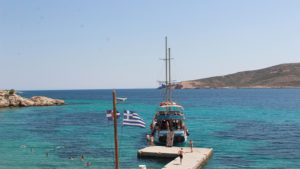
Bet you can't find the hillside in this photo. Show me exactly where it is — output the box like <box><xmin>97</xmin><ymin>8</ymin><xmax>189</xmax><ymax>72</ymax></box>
<box><xmin>179</xmin><ymin>63</ymin><xmax>300</xmax><ymax>89</ymax></box>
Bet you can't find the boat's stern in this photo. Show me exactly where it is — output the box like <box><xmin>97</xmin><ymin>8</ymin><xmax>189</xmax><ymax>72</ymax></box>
<box><xmin>154</xmin><ymin>130</ymin><xmax>187</xmax><ymax>144</ymax></box>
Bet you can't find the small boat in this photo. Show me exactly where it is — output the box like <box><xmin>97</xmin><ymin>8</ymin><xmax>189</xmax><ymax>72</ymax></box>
<box><xmin>150</xmin><ymin>37</ymin><xmax>189</xmax><ymax>146</ymax></box>
<box><xmin>116</xmin><ymin>97</ymin><xmax>127</xmax><ymax>102</ymax></box>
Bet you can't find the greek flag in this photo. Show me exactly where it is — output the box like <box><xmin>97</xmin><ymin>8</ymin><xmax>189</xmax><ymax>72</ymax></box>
<box><xmin>106</xmin><ymin>110</ymin><xmax>120</xmax><ymax>120</ymax></box>
<box><xmin>123</xmin><ymin>110</ymin><xmax>145</xmax><ymax>128</ymax></box>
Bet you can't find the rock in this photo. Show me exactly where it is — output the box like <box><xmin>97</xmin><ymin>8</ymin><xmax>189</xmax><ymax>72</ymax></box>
<box><xmin>30</xmin><ymin>96</ymin><xmax>65</xmax><ymax>106</ymax></box>
<box><xmin>0</xmin><ymin>91</ymin><xmax>10</xmax><ymax>108</ymax></box>
<box><xmin>0</xmin><ymin>90</ymin><xmax>65</xmax><ymax>108</ymax></box>
<box><xmin>0</xmin><ymin>97</ymin><xmax>10</xmax><ymax>108</ymax></box>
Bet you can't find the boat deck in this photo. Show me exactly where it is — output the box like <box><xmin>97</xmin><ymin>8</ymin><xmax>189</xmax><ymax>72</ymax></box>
<box><xmin>137</xmin><ymin>146</ymin><xmax>213</xmax><ymax>169</ymax></box>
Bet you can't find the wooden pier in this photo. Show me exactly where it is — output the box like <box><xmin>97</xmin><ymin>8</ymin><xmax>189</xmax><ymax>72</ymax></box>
<box><xmin>138</xmin><ymin>146</ymin><xmax>213</xmax><ymax>169</ymax></box>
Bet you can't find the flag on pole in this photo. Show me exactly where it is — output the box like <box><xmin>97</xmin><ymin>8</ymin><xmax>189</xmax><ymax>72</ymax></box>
<box><xmin>106</xmin><ymin>110</ymin><xmax>120</xmax><ymax>120</ymax></box>
<box><xmin>123</xmin><ymin>110</ymin><xmax>145</xmax><ymax>128</ymax></box>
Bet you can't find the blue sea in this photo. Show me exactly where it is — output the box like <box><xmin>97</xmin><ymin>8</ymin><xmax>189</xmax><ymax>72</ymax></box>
<box><xmin>1</xmin><ymin>89</ymin><xmax>300</xmax><ymax>169</ymax></box>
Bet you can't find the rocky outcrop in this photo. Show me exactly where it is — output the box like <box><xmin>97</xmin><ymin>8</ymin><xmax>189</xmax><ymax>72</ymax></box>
<box><xmin>0</xmin><ymin>90</ymin><xmax>65</xmax><ymax>108</ymax></box>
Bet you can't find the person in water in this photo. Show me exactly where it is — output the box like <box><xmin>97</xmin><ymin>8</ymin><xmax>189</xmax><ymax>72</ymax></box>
<box><xmin>30</xmin><ymin>148</ymin><xmax>34</xmax><ymax>152</ymax></box>
<box><xmin>46</xmin><ymin>153</ymin><xmax>49</xmax><ymax>157</ymax></box>
<box><xmin>69</xmin><ymin>157</ymin><xmax>73</xmax><ymax>161</ymax></box>
<box><xmin>178</xmin><ymin>148</ymin><xmax>184</xmax><ymax>165</ymax></box>
<box><xmin>86</xmin><ymin>161</ymin><xmax>91</xmax><ymax>166</ymax></box>
<box><xmin>146</xmin><ymin>135</ymin><xmax>150</xmax><ymax>146</ymax></box>
<box><xmin>80</xmin><ymin>157</ymin><xmax>84</xmax><ymax>162</ymax></box>
<box><xmin>190</xmin><ymin>139</ymin><xmax>194</xmax><ymax>152</ymax></box>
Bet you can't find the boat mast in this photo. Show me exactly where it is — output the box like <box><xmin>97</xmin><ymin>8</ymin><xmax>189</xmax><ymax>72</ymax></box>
<box><xmin>168</xmin><ymin>48</ymin><xmax>172</xmax><ymax>102</ymax></box>
<box><xmin>165</xmin><ymin>36</ymin><xmax>169</xmax><ymax>102</ymax></box>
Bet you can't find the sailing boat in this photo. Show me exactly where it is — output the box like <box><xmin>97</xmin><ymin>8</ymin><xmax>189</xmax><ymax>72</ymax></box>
<box><xmin>150</xmin><ymin>37</ymin><xmax>189</xmax><ymax>146</ymax></box>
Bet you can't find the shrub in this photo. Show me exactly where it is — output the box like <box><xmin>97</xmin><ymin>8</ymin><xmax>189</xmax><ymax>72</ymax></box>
<box><xmin>4</xmin><ymin>94</ymin><xmax>9</xmax><ymax>99</ymax></box>
<box><xmin>9</xmin><ymin>89</ymin><xmax>15</xmax><ymax>95</ymax></box>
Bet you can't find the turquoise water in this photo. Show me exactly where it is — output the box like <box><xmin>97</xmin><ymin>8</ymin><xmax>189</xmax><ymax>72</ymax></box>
<box><xmin>0</xmin><ymin>89</ymin><xmax>300</xmax><ymax>169</ymax></box>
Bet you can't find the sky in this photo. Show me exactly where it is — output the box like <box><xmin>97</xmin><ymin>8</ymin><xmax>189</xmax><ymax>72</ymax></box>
<box><xmin>1</xmin><ymin>0</ymin><xmax>300</xmax><ymax>90</ymax></box>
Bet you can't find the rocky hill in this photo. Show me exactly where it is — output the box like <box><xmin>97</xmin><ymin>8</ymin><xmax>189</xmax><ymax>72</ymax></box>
<box><xmin>179</xmin><ymin>63</ymin><xmax>300</xmax><ymax>89</ymax></box>
<box><xmin>0</xmin><ymin>90</ymin><xmax>65</xmax><ymax>108</ymax></box>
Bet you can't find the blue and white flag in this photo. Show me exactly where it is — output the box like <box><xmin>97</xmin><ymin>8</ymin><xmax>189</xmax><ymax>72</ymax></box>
<box><xmin>123</xmin><ymin>110</ymin><xmax>145</xmax><ymax>128</ymax></box>
<box><xmin>106</xmin><ymin>110</ymin><xmax>120</xmax><ymax>120</ymax></box>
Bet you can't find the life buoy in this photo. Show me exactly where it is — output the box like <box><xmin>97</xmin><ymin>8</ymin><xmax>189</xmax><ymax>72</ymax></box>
<box><xmin>160</xmin><ymin>102</ymin><xmax>167</xmax><ymax>106</ymax></box>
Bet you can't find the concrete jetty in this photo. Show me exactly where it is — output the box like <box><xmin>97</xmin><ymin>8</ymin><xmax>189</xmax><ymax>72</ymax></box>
<box><xmin>138</xmin><ymin>146</ymin><xmax>213</xmax><ymax>169</ymax></box>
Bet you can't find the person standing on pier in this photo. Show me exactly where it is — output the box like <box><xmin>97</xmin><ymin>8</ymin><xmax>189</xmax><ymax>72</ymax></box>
<box><xmin>150</xmin><ymin>136</ymin><xmax>154</xmax><ymax>146</ymax></box>
<box><xmin>190</xmin><ymin>140</ymin><xmax>194</xmax><ymax>152</ymax></box>
<box><xmin>146</xmin><ymin>135</ymin><xmax>150</xmax><ymax>146</ymax></box>
<box><xmin>178</xmin><ymin>148</ymin><xmax>184</xmax><ymax>165</ymax></box>
<box><xmin>166</xmin><ymin>121</ymin><xmax>170</xmax><ymax>130</ymax></box>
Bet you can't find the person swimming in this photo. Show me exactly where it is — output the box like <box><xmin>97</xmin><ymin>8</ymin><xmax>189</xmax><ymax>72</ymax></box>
<box><xmin>86</xmin><ymin>161</ymin><xmax>91</xmax><ymax>166</ymax></box>
<box><xmin>69</xmin><ymin>157</ymin><xmax>73</xmax><ymax>160</ymax></box>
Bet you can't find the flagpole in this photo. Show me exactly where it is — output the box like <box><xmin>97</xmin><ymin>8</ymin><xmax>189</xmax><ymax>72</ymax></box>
<box><xmin>113</xmin><ymin>90</ymin><xmax>119</xmax><ymax>169</ymax></box>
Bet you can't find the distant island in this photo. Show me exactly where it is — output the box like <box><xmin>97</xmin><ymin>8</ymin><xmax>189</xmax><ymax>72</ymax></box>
<box><xmin>0</xmin><ymin>89</ymin><xmax>65</xmax><ymax>108</ymax></box>
<box><xmin>177</xmin><ymin>63</ymin><xmax>300</xmax><ymax>89</ymax></box>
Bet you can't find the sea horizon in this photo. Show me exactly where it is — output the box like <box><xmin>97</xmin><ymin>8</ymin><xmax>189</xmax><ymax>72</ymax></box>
<box><xmin>4</xmin><ymin>87</ymin><xmax>300</xmax><ymax>92</ymax></box>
